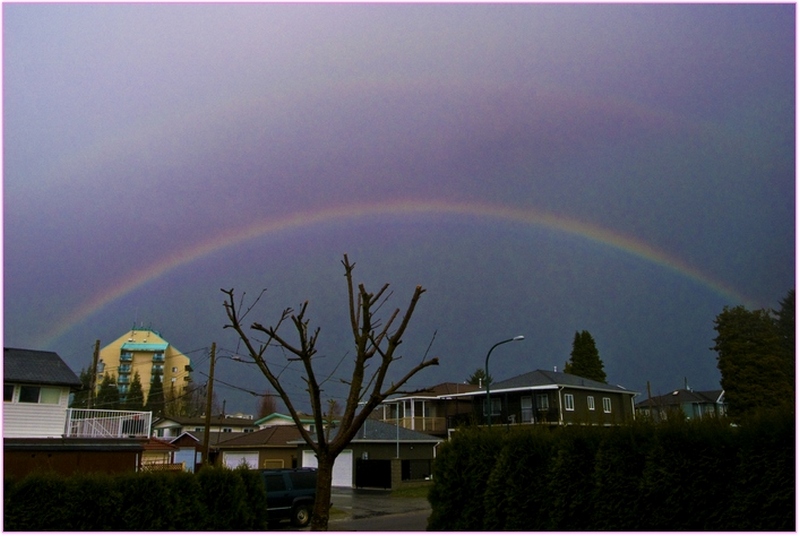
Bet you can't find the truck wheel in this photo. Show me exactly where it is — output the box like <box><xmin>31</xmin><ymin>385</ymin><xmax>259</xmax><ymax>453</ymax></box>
<box><xmin>291</xmin><ymin>504</ymin><xmax>311</xmax><ymax>527</ymax></box>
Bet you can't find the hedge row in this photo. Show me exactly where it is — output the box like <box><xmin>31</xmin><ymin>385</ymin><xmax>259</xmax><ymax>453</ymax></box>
<box><xmin>428</xmin><ymin>412</ymin><xmax>795</xmax><ymax>531</ymax></box>
<box><xmin>4</xmin><ymin>466</ymin><xmax>269</xmax><ymax>531</ymax></box>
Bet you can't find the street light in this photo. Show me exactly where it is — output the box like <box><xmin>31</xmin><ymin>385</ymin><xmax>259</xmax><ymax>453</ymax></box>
<box><xmin>485</xmin><ymin>336</ymin><xmax>525</xmax><ymax>427</ymax></box>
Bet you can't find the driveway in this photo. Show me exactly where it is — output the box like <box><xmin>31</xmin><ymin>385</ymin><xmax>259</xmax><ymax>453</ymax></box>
<box><xmin>330</xmin><ymin>487</ymin><xmax>431</xmax><ymax>519</ymax></box>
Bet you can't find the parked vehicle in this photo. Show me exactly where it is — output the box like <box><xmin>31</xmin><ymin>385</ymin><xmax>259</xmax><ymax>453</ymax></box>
<box><xmin>259</xmin><ymin>468</ymin><xmax>318</xmax><ymax>527</ymax></box>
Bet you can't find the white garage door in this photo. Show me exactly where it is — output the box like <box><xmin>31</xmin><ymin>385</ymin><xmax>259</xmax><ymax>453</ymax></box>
<box><xmin>302</xmin><ymin>449</ymin><xmax>353</xmax><ymax>488</ymax></box>
<box><xmin>223</xmin><ymin>451</ymin><xmax>258</xmax><ymax>469</ymax></box>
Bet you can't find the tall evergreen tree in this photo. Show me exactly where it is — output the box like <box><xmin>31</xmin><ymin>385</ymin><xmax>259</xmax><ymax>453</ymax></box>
<box><xmin>564</xmin><ymin>331</ymin><xmax>607</xmax><ymax>383</ymax></box>
<box><xmin>70</xmin><ymin>368</ymin><xmax>93</xmax><ymax>408</ymax></box>
<box><xmin>122</xmin><ymin>371</ymin><xmax>145</xmax><ymax>411</ymax></box>
<box><xmin>95</xmin><ymin>373</ymin><xmax>120</xmax><ymax>410</ymax></box>
<box><xmin>713</xmin><ymin>295</ymin><xmax>794</xmax><ymax>420</ymax></box>
<box><xmin>466</xmin><ymin>368</ymin><xmax>493</xmax><ymax>387</ymax></box>
<box><xmin>146</xmin><ymin>372</ymin><xmax>165</xmax><ymax>416</ymax></box>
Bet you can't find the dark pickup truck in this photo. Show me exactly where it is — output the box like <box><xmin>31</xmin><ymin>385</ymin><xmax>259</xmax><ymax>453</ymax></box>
<box><xmin>259</xmin><ymin>468</ymin><xmax>318</xmax><ymax>527</ymax></box>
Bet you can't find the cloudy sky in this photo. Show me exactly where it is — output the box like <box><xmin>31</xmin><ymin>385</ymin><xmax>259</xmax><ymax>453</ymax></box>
<box><xmin>4</xmin><ymin>3</ymin><xmax>794</xmax><ymax>415</ymax></box>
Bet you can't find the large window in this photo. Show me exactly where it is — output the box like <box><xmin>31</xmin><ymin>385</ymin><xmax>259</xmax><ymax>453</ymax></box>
<box><xmin>482</xmin><ymin>398</ymin><xmax>501</xmax><ymax>416</ymax></box>
<box><xmin>4</xmin><ymin>384</ymin><xmax>14</xmax><ymax>402</ymax></box>
<box><xmin>603</xmin><ymin>397</ymin><xmax>612</xmax><ymax>413</ymax></box>
<box><xmin>521</xmin><ymin>396</ymin><xmax>533</xmax><ymax>422</ymax></box>
<box><xmin>564</xmin><ymin>394</ymin><xmax>575</xmax><ymax>411</ymax></box>
<box><xmin>536</xmin><ymin>394</ymin><xmax>549</xmax><ymax>410</ymax></box>
<box><xmin>587</xmin><ymin>396</ymin><xmax>596</xmax><ymax>411</ymax></box>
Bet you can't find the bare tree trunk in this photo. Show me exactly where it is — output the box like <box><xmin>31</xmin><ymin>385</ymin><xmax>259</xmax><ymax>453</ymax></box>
<box><xmin>310</xmin><ymin>454</ymin><xmax>335</xmax><ymax>530</ymax></box>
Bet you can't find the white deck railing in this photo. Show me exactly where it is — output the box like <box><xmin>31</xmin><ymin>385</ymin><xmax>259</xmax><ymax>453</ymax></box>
<box><xmin>65</xmin><ymin>409</ymin><xmax>152</xmax><ymax>438</ymax></box>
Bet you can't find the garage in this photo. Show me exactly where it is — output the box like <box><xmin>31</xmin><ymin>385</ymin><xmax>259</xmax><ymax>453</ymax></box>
<box><xmin>302</xmin><ymin>449</ymin><xmax>353</xmax><ymax>487</ymax></box>
<box><xmin>223</xmin><ymin>451</ymin><xmax>258</xmax><ymax>469</ymax></box>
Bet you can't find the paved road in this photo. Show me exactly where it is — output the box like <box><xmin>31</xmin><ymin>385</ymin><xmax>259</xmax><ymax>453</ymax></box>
<box><xmin>328</xmin><ymin>509</ymin><xmax>431</xmax><ymax>531</ymax></box>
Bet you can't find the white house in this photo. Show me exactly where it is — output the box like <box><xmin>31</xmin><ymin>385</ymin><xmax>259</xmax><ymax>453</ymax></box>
<box><xmin>3</xmin><ymin>347</ymin><xmax>83</xmax><ymax>438</ymax></box>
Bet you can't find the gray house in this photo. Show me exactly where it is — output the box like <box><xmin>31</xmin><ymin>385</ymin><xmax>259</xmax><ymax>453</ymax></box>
<box><xmin>635</xmin><ymin>388</ymin><xmax>726</xmax><ymax>421</ymax></box>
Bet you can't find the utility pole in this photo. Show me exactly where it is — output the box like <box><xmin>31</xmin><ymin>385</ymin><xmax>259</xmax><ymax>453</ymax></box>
<box><xmin>88</xmin><ymin>339</ymin><xmax>100</xmax><ymax>409</ymax></box>
<box><xmin>202</xmin><ymin>342</ymin><xmax>216</xmax><ymax>468</ymax></box>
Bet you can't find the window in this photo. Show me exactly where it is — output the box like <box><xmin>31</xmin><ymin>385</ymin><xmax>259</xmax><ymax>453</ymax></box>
<box><xmin>521</xmin><ymin>396</ymin><xmax>533</xmax><ymax>422</ymax></box>
<box><xmin>482</xmin><ymin>398</ymin><xmax>501</xmax><ymax>416</ymax></box>
<box><xmin>564</xmin><ymin>394</ymin><xmax>575</xmax><ymax>411</ymax></box>
<box><xmin>603</xmin><ymin>397</ymin><xmax>612</xmax><ymax>413</ymax></box>
<box><xmin>4</xmin><ymin>384</ymin><xmax>14</xmax><ymax>402</ymax></box>
<box><xmin>536</xmin><ymin>394</ymin><xmax>549</xmax><ymax>410</ymax></box>
<box><xmin>587</xmin><ymin>396</ymin><xmax>595</xmax><ymax>411</ymax></box>
<box><xmin>18</xmin><ymin>386</ymin><xmax>40</xmax><ymax>403</ymax></box>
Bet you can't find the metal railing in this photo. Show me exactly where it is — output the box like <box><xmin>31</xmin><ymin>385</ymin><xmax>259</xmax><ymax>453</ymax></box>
<box><xmin>382</xmin><ymin>416</ymin><xmax>446</xmax><ymax>433</ymax></box>
<box><xmin>65</xmin><ymin>408</ymin><xmax>152</xmax><ymax>438</ymax></box>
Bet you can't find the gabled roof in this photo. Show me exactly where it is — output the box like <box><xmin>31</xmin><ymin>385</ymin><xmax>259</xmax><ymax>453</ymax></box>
<box><xmin>446</xmin><ymin>369</ymin><xmax>638</xmax><ymax>397</ymax></box>
<box><xmin>153</xmin><ymin>415</ymin><xmax>256</xmax><ymax>427</ymax></box>
<box><xmin>254</xmin><ymin>412</ymin><xmax>315</xmax><ymax>427</ymax></box>
<box><xmin>635</xmin><ymin>389</ymin><xmax>724</xmax><ymax>408</ymax></box>
<box><xmin>216</xmin><ymin>425</ymin><xmax>304</xmax><ymax>448</ymax></box>
<box><xmin>3</xmin><ymin>347</ymin><xmax>81</xmax><ymax>388</ymax></box>
<box><xmin>143</xmin><ymin>437</ymin><xmax>179</xmax><ymax>452</ymax></box>
<box><xmin>385</xmin><ymin>382</ymin><xmax>478</xmax><ymax>401</ymax></box>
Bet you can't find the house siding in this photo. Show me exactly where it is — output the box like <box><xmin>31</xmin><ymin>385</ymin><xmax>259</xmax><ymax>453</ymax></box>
<box><xmin>3</xmin><ymin>386</ymin><xmax>71</xmax><ymax>438</ymax></box>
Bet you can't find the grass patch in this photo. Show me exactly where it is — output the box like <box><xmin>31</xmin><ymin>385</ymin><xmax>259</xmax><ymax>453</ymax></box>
<box><xmin>391</xmin><ymin>483</ymin><xmax>433</xmax><ymax>499</ymax></box>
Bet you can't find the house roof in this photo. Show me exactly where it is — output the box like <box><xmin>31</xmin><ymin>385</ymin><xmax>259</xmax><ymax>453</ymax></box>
<box><xmin>142</xmin><ymin>437</ymin><xmax>179</xmax><ymax>452</ymax></box>
<box><xmin>4</xmin><ymin>437</ymin><xmax>146</xmax><ymax>452</ymax></box>
<box><xmin>635</xmin><ymin>389</ymin><xmax>724</xmax><ymax>408</ymax></box>
<box><xmin>254</xmin><ymin>412</ymin><xmax>315</xmax><ymax>427</ymax></box>
<box><xmin>153</xmin><ymin>415</ymin><xmax>256</xmax><ymax>427</ymax></box>
<box><xmin>445</xmin><ymin>369</ymin><xmax>638</xmax><ymax>397</ymax></box>
<box><xmin>3</xmin><ymin>347</ymin><xmax>82</xmax><ymax>388</ymax></box>
<box><xmin>120</xmin><ymin>342</ymin><xmax>169</xmax><ymax>352</ymax></box>
<box><xmin>385</xmin><ymin>382</ymin><xmax>478</xmax><ymax>401</ymax></box>
<box><xmin>215</xmin><ymin>424</ymin><xmax>304</xmax><ymax>448</ymax></box>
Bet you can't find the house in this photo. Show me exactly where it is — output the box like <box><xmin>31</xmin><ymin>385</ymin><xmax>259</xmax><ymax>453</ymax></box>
<box><xmin>140</xmin><ymin>437</ymin><xmax>181</xmax><ymax>471</ymax></box>
<box><xmin>374</xmin><ymin>382</ymin><xmax>479</xmax><ymax>437</ymax></box>
<box><xmin>152</xmin><ymin>415</ymin><xmax>257</xmax><ymax>439</ymax></box>
<box><xmin>294</xmin><ymin>419</ymin><xmax>442</xmax><ymax>490</ymax></box>
<box><xmin>448</xmin><ymin>369</ymin><xmax>638</xmax><ymax>427</ymax></box>
<box><xmin>4</xmin><ymin>347</ymin><xmax>83</xmax><ymax>438</ymax></box>
<box><xmin>215</xmin><ymin>424</ymin><xmax>305</xmax><ymax>469</ymax></box>
<box><xmin>635</xmin><ymin>388</ymin><xmax>726</xmax><ymax>421</ymax></box>
<box><xmin>255</xmin><ymin>412</ymin><xmax>316</xmax><ymax>431</ymax></box>
<box><xmin>95</xmin><ymin>326</ymin><xmax>193</xmax><ymax>408</ymax></box>
<box><xmin>4</xmin><ymin>347</ymin><xmax>152</xmax><ymax>478</ymax></box>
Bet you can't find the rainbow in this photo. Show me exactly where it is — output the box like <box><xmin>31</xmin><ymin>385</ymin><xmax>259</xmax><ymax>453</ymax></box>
<box><xmin>39</xmin><ymin>199</ymin><xmax>752</xmax><ymax>348</ymax></box>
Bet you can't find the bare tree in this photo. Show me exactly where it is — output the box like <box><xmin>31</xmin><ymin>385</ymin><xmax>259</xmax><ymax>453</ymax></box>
<box><xmin>256</xmin><ymin>391</ymin><xmax>278</xmax><ymax>419</ymax></box>
<box><xmin>222</xmin><ymin>254</ymin><xmax>439</xmax><ymax>530</ymax></box>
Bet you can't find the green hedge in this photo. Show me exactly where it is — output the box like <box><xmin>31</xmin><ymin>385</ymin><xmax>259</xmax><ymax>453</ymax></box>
<box><xmin>4</xmin><ymin>466</ymin><xmax>268</xmax><ymax>531</ymax></box>
<box><xmin>428</xmin><ymin>413</ymin><xmax>795</xmax><ymax>531</ymax></box>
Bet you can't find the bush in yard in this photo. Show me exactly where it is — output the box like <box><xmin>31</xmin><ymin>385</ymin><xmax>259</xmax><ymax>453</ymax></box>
<box><xmin>3</xmin><ymin>472</ymin><xmax>71</xmax><ymax>530</ymax></box>
<box><xmin>427</xmin><ymin>426</ymin><xmax>504</xmax><ymax>531</ymax></box>
<box><xmin>62</xmin><ymin>472</ymin><xmax>122</xmax><ymax>530</ymax></box>
<box><xmin>483</xmin><ymin>427</ymin><xmax>555</xmax><ymax>530</ymax></box>
<box><xmin>545</xmin><ymin>426</ymin><xmax>603</xmax><ymax>530</ymax></box>
<box><xmin>196</xmin><ymin>465</ymin><xmax>252</xmax><ymax>530</ymax></box>
<box><xmin>726</xmin><ymin>410</ymin><xmax>795</xmax><ymax>531</ymax></box>
<box><xmin>589</xmin><ymin>421</ymin><xmax>654</xmax><ymax>530</ymax></box>
<box><xmin>234</xmin><ymin>465</ymin><xmax>269</xmax><ymax>530</ymax></box>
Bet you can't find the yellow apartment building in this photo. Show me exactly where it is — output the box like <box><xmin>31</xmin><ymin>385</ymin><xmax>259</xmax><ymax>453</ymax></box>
<box><xmin>97</xmin><ymin>327</ymin><xmax>193</xmax><ymax>406</ymax></box>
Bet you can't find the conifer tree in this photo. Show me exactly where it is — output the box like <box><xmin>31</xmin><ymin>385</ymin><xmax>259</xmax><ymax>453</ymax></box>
<box><xmin>123</xmin><ymin>371</ymin><xmax>145</xmax><ymax>411</ymax></box>
<box><xmin>466</xmin><ymin>368</ymin><xmax>493</xmax><ymax>386</ymax></box>
<box><xmin>146</xmin><ymin>371</ymin><xmax>166</xmax><ymax>416</ymax></box>
<box><xmin>95</xmin><ymin>373</ymin><xmax>121</xmax><ymax>409</ymax></box>
<box><xmin>564</xmin><ymin>331</ymin><xmax>607</xmax><ymax>383</ymax></box>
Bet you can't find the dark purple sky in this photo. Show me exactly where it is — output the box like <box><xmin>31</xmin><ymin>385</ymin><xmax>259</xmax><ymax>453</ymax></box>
<box><xmin>3</xmin><ymin>3</ymin><xmax>794</xmax><ymax>415</ymax></box>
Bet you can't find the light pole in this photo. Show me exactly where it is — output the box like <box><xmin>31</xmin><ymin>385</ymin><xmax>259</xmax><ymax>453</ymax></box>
<box><xmin>485</xmin><ymin>336</ymin><xmax>525</xmax><ymax>427</ymax></box>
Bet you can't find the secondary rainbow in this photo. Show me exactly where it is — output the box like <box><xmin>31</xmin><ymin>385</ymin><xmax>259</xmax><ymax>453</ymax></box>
<box><xmin>39</xmin><ymin>199</ymin><xmax>751</xmax><ymax>348</ymax></box>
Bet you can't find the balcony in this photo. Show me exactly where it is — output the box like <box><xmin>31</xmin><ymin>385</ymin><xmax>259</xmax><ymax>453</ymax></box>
<box><xmin>65</xmin><ymin>408</ymin><xmax>152</xmax><ymax>439</ymax></box>
<box><xmin>120</xmin><ymin>353</ymin><xmax>133</xmax><ymax>363</ymax></box>
<box><xmin>152</xmin><ymin>353</ymin><xmax>165</xmax><ymax>363</ymax></box>
<box><xmin>381</xmin><ymin>416</ymin><xmax>446</xmax><ymax>434</ymax></box>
